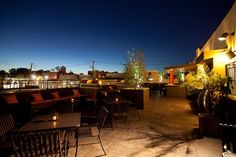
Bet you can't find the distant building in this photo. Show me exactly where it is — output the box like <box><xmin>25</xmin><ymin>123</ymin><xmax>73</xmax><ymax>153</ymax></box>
<box><xmin>42</xmin><ymin>72</ymin><xmax>58</xmax><ymax>80</ymax></box>
<box><xmin>59</xmin><ymin>66</ymin><xmax>66</xmax><ymax>75</ymax></box>
<box><xmin>59</xmin><ymin>74</ymin><xmax>78</xmax><ymax>81</ymax></box>
<box><xmin>105</xmin><ymin>72</ymin><xmax>124</xmax><ymax>79</ymax></box>
<box><xmin>144</xmin><ymin>70</ymin><xmax>160</xmax><ymax>82</ymax></box>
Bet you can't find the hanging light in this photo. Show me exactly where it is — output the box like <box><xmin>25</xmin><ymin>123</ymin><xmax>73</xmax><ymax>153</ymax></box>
<box><xmin>218</xmin><ymin>32</ymin><xmax>229</xmax><ymax>41</ymax></box>
<box><xmin>218</xmin><ymin>32</ymin><xmax>235</xmax><ymax>41</ymax></box>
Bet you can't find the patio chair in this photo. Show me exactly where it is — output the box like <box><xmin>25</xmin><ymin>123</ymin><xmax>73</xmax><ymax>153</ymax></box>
<box><xmin>0</xmin><ymin>113</ymin><xmax>18</xmax><ymax>156</ymax></box>
<box><xmin>11</xmin><ymin>130</ymin><xmax>70</xmax><ymax>157</ymax></box>
<box><xmin>220</xmin><ymin>123</ymin><xmax>236</xmax><ymax>153</ymax></box>
<box><xmin>77</xmin><ymin>106</ymin><xmax>109</xmax><ymax>156</ymax></box>
<box><xmin>130</xmin><ymin>102</ymin><xmax>142</xmax><ymax>120</ymax></box>
<box><xmin>112</xmin><ymin>100</ymin><xmax>131</xmax><ymax>129</ymax></box>
<box><xmin>219</xmin><ymin>97</ymin><xmax>236</xmax><ymax>154</ymax></box>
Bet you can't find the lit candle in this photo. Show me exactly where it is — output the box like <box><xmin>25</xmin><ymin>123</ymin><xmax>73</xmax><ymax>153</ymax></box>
<box><xmin>115</xmin><ymin>98</ymin><xmax>118</xmax><ymax>102</ymax></box>
<box><xmin>51</xmin><ymin>113</ymin><xmax>58</xmax><ymax>121</ymax></box>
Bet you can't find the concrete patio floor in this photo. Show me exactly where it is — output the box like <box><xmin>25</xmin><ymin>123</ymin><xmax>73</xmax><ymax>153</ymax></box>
<box><xmin>70</xmin><ymin>90</ymin><xmax>222</xmax><ymax>157</ymax></box>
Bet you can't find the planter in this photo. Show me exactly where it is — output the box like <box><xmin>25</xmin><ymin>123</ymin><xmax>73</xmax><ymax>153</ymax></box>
<box><xmin>120</xmin><ymin>88</ymin><xmax>149</xmax><ymax>109</ymax></box>
<box><xmin>199</xmin><ymin>113</ymin><xmax>220</xmax><ymax>137</ymax></box>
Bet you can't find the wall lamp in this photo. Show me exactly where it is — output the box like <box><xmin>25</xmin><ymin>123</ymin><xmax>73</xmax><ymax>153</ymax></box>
<box><xmin>225</xmin><ymin>49</ymin><xmax>236</xmax><ymax>59</ymax></box>
<box><xmin>218</xmin><ymin>32</ymin><xmax>235</xmax><ymax>41</ymax></box>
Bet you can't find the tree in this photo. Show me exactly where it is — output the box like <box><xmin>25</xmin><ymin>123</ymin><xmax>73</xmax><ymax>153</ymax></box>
<box><xmin>16</xmin><ymin>68</ymin><xmax>30</xmax><ymax>78</ymax></box>
<box><xmin>55</xmin><ymin>66</ymin><xmax>61</xmax><ymax>72</ymax></box>
<box><xmin>9</xmin><ymin>68</ymin><xmax>30</xmax><ymax>78</ymax></box>
<box><xmin>68</xmin><ymin>71</ymin><xmax>74</xmax><ymax>75</ymax></box>
<box><xmin>123</xmin><ymin>49</ymin><xmax>145</xmax><ymax>87</ymax></box>
<box><xmin>0</xmin><ymin>70</ymin><xmax>8</xmax><ymax>79</ymax></box>
<box><xmin>9</xmin><ymin>68</ymin><xmax>17</xmax><ymax>77</ymax></box>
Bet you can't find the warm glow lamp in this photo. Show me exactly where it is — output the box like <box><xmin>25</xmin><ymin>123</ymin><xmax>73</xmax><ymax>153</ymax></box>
<box><xmin>218</xmin><ymin>32</ymin><xmax>229</xmax><ymax>41</ymax></box>
<box><xmin>226</xmin><ymin>50</ymin><xmax>236</xmax><ymax>59</ymax></box>
<box><xmin>51</xmin><ymin>112</ymin><xmax>58</xmax><ymax>121</ymax></box>
<box><xmin>218</xmin><ymin>32</ymin><xmax>235</xmax><ymax>41</ymax></box>
<box><xmin>44</xmin><ymin>75</ymin><xmax>48</xmax><ymax>80</ymax></box>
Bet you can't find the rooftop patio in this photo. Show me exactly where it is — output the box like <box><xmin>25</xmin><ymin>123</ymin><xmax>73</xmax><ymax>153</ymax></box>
<box><xmin>70</xmin><ymin>90</ymin><xmax>221</xmax><ymax>157</ymax></box>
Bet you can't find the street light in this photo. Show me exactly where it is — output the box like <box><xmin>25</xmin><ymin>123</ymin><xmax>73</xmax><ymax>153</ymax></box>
<box><xmin>31</xmin><ymin>74</ymin><xmax>36</xmax><ymax>80</ymax></box>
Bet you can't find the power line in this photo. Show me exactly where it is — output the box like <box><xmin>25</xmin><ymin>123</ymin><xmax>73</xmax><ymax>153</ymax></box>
<box><xmin>95</xmin><ymin>61</ymin><xmax>123</xmax><ymax>65</ymax></box>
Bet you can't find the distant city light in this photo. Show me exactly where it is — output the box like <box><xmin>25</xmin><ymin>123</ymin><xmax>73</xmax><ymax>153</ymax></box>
<box><xmin>44</xmin><ymin>75</ymin><xmax>49</xmax><ymax>80</ymax></box>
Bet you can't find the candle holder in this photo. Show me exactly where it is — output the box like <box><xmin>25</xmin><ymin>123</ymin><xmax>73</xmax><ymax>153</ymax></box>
<box><xmin>51</xmin><ymin>112</ymin><xmax>58</xmax><ymax>121</ymax></box>
<box><xmin>115</xmin><ymin>98</ymin><xmax>119</xmax><ymax>102</ymax></box>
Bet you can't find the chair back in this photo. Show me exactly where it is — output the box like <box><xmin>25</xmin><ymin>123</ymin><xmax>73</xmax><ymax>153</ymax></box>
<box><xmin>220</xmin><ymin>123</ymin><xmax>236</xmax><ymax>153</ymax></box>
<box><xmin>0</xmin><ymin>113</ymin><xmax>16</xmax><ymax>137</ymax></box>
<box><xmin>96</xmin><ymin>106</ymin><xmax>109</xmax><ymax>132</ymax></box>
<box><xmin>112</xmin><ymin>101</ymin><xmax>130</xmax><ymax>115</ymax></box>
<box><xmin>12</xmin><ymin>130</ymin><xmax>68</xmax><ymax>157</ymax></box>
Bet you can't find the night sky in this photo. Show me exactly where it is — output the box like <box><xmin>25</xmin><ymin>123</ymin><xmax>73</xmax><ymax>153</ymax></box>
<box><xmin>0</xmin><ymin>0</ymin><xmax>234</xmax><ymax>74</ymax></box>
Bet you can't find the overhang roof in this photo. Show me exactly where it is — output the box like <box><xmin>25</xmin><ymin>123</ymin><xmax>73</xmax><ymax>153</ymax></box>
<box><xmin>164</xmin><ymin>63</ymin><xmax>196</xmax><ymax>71</ymax></box>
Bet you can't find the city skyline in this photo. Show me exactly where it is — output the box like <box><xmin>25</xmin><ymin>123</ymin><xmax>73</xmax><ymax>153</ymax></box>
<box><xmin>0</xmin><ymin>0</ymin><xmax>234</xmax><ymax>74</ymax></box>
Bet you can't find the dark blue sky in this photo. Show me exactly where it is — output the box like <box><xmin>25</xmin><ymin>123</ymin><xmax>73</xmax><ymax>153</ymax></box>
<box><xmin>0</xmin><ymin>0</ymin><xmax>234</xmax><ymax>74</ymax></box>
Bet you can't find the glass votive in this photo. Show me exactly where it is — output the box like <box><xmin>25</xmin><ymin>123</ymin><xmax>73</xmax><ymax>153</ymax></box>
<box><xmin>51</xmin><ymin>113</ymin><xmax>58</xmax><ymax>121</ymax></box>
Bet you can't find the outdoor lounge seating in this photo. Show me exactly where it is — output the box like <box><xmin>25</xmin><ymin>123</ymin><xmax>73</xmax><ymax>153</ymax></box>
<box><xmin>29</xmin><ymin>88</ymin><xmax>85</xmax><ymax>114</ymax></box>
<box><xmin>30</xmin><ymin>92</ymin><xmax>55</xmax><ymax>109</ymax></box>
<box><xmin>0</xmin><ymin>94</ymin><xmax>31</xmax><ymax>126</ymax></box>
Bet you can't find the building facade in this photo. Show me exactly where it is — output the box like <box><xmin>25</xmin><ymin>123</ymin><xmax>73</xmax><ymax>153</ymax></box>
<box><xmin>195</xmin><ymin>1</ymin><xmax>236</xmax><ymax>94</ymax></box>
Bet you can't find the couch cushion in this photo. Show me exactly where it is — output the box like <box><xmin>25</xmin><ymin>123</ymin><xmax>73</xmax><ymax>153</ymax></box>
<box><xmin>3</xmin><ymin>94</ymin><xmax>18</xmax><ymax>104</ymax></box>
<box><xmin>51</xmin><ymin>91</ymin><xmax>60</xmax><ymax>99</ymax></box>
<box><xmin>31</xmin><ymin>93</ymin><xmax>44</xmax><ymax>102</ymax></box>
<box><xmin>73</xmin><ymin>89</ymin><xmax>80</xmax><ymax>96</ymax></box>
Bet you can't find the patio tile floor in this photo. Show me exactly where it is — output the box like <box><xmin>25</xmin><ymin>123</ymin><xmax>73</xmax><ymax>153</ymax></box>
<box><xmin>70</xmin><ymin>90</ymin><xmax>222</xmax><ymax>157</ymax></box>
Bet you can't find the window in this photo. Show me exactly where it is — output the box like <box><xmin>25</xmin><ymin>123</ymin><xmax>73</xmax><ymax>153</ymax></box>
<box><xmin>226</xmin><ymin>61</ymin><xmax>236</xmax><ymax>95</ymax></box>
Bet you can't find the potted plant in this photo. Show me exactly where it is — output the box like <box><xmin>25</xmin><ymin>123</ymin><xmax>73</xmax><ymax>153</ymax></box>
<box><xmin>182</xmin><ymin>64</ymin><xmax>232</xmax><ymax>137</ymax></box>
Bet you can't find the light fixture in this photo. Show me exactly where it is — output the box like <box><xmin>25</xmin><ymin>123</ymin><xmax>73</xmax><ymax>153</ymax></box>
<box><xmin>218</xmin><ymin>32</ymin><xmax>235</xmax><ymax>41</ymax></box>
<box><xmin>225</xmin><ymin>50</ymin><xmax>235</xmax><ymax>59</ymax></box>
<box><xmin>218</xmin><ymin>32</ymin><xmax>229</xmax><ymax>41</ymax></box>
<box><xmin>44</xmin><ymin>75</ymin><xmax>48</xmax><ymax>80</ymax></box>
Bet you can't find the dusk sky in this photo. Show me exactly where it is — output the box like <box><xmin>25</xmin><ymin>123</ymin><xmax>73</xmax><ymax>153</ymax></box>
<box><xmin>0</xmin><ymin>0</ymin><xmax>234</xmax><ymax>74</ymax></box>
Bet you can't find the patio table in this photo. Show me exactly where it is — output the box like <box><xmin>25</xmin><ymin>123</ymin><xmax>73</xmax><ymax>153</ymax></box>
<box><xmin>19</xmin><ymin>112</ymin><xmax>81</xmax><ymax>156</ymax></box>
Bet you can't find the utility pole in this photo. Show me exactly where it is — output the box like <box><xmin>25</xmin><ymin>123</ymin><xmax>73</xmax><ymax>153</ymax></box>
<box><xmin>91</xmin><ymin>60</ymin><xmax>95</xmax><ymax>79</ymax></box>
